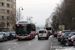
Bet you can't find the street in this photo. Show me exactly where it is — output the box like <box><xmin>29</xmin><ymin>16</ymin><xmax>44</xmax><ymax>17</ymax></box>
<box><xmin>0</xmin><ymin>35</ymin><xmax>53</xmax><ymax>50</ymax></box>
<box><xmin>0</xmin><ymin>35</ymin><xmax>75</xmax><ymax>50</ymax></box>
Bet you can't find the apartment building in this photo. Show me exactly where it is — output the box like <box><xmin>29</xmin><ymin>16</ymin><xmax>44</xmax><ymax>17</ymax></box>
<box><xmin>0</xmin><ymin>0</ymin><xmax>16</xmax><ymax>29</ymax></box>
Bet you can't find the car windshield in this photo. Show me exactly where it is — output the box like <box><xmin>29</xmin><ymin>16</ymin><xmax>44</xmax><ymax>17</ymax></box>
<box><xmin>71</xmin><ymin>36</ymin><xmax>75</xmax><ymax>39</ymax></box>
<box><xmin>39</xmin><ymin>31</ymin><xmax>46</xmax><ymax>33</ymax></box>
<box><xmin>69</xmin><ymin>33</ymin><xmax>75</xmax><ymax>36</ymax></box>
<box><xmin>63</xmin><ymin>32</ymin><xmax>71</xmax><ymax>37</ymax></box>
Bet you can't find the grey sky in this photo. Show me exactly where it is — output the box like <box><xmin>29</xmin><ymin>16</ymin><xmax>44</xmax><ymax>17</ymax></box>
<box><xmin>16</xmin><ymin>0</ymin><xmax>61</xmax><ymax>27</ymax></box>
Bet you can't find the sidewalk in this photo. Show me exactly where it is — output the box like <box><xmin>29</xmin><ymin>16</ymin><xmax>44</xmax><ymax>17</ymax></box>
<box><xmin>50</xmin><ymin>36</ymin><xmax>75</xmax><ymax>50</ymax></box>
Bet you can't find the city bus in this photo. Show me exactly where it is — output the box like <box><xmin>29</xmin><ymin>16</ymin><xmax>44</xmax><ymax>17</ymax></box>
<box><xmin>14</xmin><ymin>20</ymin><xmax>36</xmax><ymax>40</ymax></box>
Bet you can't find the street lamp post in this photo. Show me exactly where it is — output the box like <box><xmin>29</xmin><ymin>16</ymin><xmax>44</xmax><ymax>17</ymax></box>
<box><xmin>27</xmin><ymin>17</ymin><xmax>33</xmax><ymax>22</ymax></box>
<box><xmin>19</xmin><ymin>7</ymin><xmax>23</xmax><ymax>21</ymax></box>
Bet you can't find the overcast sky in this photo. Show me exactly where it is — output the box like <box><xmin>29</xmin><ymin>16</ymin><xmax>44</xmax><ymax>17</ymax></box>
<box><xmin>16</xmin><ymin>0</ymin><xmax>62</xmax><ymax>28</ymax></box>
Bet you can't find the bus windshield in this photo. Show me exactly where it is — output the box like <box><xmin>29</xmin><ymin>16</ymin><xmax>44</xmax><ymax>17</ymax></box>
<box><xmin>16</xmin><ymin>25</ymin><xmax>26</xmax><ymax>34</ymax></box>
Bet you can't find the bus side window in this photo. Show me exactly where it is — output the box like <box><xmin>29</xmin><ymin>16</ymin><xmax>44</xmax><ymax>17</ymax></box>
<box><xmin>27</xmin><ymin>25</ymin><xmax>31</xmax><ymax>33</ymax></box>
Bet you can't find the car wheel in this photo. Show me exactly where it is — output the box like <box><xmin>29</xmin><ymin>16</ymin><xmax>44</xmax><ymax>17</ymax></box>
<box><xmin>46</xmin><ymin>37</ymin><xmax>48</xmax><ymax>40</ymax></box>
<box><xmin>38</xmin><ymin>37</ymin><xmax>40</xmax><ymax>40</ymax></box>
<box><xmin>64</xmin><ymin>42</ymin><xmax>69</xmax><ymax>46</ymax></box>
<box><xmin>58</xmin><ymin>39</ymin><xmax>60</xmax><ymax>42</ymax></box>
<box><xmin>6</xmin><ymin>37</ymin><xmax>8</xmax><ymax>41</ymax></box>
<box><xmin>12</xmin><ymin>36</ymin><xmax>14</xmax><ymax>40</ymax></box>
<box><xmin>2</xmin><ymin>38</ymin><xmax>4</xmax><ymax>42</ymax></box>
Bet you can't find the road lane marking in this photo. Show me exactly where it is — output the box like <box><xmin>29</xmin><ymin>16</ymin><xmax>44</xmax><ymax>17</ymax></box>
<box><xmin>50</xmin><ymin>42</ymin><xmax>53</xmax><ymax>50</ymax></box>
<box><xmin>13</xmin><ymin>46</ymin><xmax>16</xmax><ymax>48</ymax></box>
<box><xmin>7</xmin><ymin>42</ymin><xmax>17</xmax><ymax>45</ymax></box>
<box><xmin>29</xmin><ymin>42</ymin><xmax>31</xmax><ymax>45</ymax></box>
<box><xmin>8</xmin><ymin>48</ymin><xmax>11</xmax><ymax>50</ymax></box>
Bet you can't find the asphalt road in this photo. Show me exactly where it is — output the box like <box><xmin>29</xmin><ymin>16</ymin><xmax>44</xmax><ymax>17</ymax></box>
<box><xmin>0</xmin><ymin>35</ymin><xmax>53</xmax><ymax>50</ymax></box>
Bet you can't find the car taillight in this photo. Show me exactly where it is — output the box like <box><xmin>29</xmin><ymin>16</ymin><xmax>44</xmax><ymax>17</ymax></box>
<box><xmin>71</xmin><ymin>39</ymin><xmax>74</xmax><ymax>43</ymax></box>
<box><xmin>59</xmin><ymin>34</ymin><xmax>62</xmax><ymax>36</ymax></box>
<box><xmin>46</xmin><ymin>32</ymin><xmax>48</xmax><ymax>35</ymax></box>
<box><xmin>67</xmin><ymin>36</ymin><xmax>70</xmax><ymax>39</ymax></box>
<box><xmin>54</xmin><ymin>33</ymin><xmax>56</xmax><ymax>35</ymax></box>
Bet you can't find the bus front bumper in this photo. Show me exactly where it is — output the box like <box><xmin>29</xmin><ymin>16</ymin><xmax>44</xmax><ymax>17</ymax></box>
<box><xmin>16</xmin><ymin>36</ymin><xmax>32</xmax><ymax>39</ymax></box>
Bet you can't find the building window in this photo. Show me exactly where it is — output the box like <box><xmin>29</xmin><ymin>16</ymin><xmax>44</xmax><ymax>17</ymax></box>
<box><xmin>7</xmin><ymin>10</ymin><xmax>10</xmax><ymax>14</ymax></box>
<box><xmin>7</xmin><ymin>3</ymin><xmax>10</xmax><ymax>8</ymax></box>
<box><xmin>7</xmin><ymin>16</ymin><xmax>10</xmax><ymax>20</ymax></box>
<box><xmin>1</xmin><ymin>22</ymin><xmax>5</xmax><ymax>27</ymax></box>
<box><xmin>7</xmin><ymin>22</ymin><xmax>10</xmax><ymax>26</ymax></box>
<box><xmin>1</xmin><ymin>16</ymin><xmax>5</xmax><ymax>20</ymax></box>
<box><xmin>1</xmin><ymin>9</ymin><xmax>5</xmax><ymax>13</ymax></box>
<box><xmin>0</xmin><ymin>2</ymin><xmax>5</xmax><ymax>6</ymax></box>
<box><xmin>7</xmin><ymin>0</ymin><xmax>10</xmax><ymax>1</ymax></box>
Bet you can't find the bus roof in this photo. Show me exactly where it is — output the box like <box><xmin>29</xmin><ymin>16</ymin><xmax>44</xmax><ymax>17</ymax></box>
<box><xmin>16</xmin><ymin>20</ymin><xmax>32</xmax><ymax>24</ymax></box>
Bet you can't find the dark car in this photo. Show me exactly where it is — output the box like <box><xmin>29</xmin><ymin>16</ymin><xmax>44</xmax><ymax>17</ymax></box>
<box><xmin>67</xmin><ymin>32</ymin><xmax>75</xmax><ymax>39</ymax></box>
<box><xmin>2</xmin><ymin>29</ymin><xmax>13</xmax><ymax>40</ymax></box>
<box><xmin>57</xmin><ymin>31</ymin><xmax>62</xmax><ymax>41</ymax></box>
<box><xmin>11</xmin><ymin>31</ymin><xmax>16</xmax><ymax>39</ymax></box>
<box><xmin>57</xmin><ymin>30</ymin><xmax>71</xmax><ymax>42</ymax></box>
<box><xmin>65</xmin><ymin>35</ymin><xmax>75</xmax><ymax>46</ymax></box>
<box><xmin>60</xmin><ymin>32</ymin><xmax>71</xmax><ymax>45</ymax></box>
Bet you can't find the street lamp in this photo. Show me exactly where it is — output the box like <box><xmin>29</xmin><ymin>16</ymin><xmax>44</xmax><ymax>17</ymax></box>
<box><xmin>19</xmin><ymin>6</ymin><xmax>23</xmax><ymax>20</ymax></box>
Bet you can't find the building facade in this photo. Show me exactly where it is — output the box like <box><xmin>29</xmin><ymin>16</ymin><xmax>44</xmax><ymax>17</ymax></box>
<box><xmin>0</xmin><ymin>0</ymin><xmax>16</xmax><ymax>30</ymax></box>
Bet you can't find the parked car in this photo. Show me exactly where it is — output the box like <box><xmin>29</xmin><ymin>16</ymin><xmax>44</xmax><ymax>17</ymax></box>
<box><xmin>57</xmin><ymin>31</ymin><xmax>62</xmax><ymax>41</ymax></box>
<box><xmin>0</xmin><ymin>32</ymin><xmax>8</xmax><ymax>42</ymax></box>
<box><xmin>2</xmin><ymin>29</ymin><xmax>13</xmax><ymax>40</ymax></box>
<box><xmin>11</xmin><ymin>31</ymin><xmax>16</xmax><ymax>39</ymax></box>
<box><xmin>60</xmin><ymin>32</ymin><xmax>71</xmax><ymax>45</ymax></box>
<box><xmin>57</xmin><ymin>30</ymin><xmax>71</xmax><ymax>42</ymax></box>
<box><xmin>65</xmin><ymin>35</ymin><xmax>75</xmax><ymax>46</ymax></box>
<box><xmin>38</xmin><ymin>29</ymin><xmax>49</xmax><ymax>40</ymax></box>
<box><xmin>67</xmin><ymin>32</ymin><xmax>75</xmax><ymax>39</ymax></box>
<box><xmin>6</xmin><ymin>32</ymin><xmax>13</xmax><ymax>40</ymax></box>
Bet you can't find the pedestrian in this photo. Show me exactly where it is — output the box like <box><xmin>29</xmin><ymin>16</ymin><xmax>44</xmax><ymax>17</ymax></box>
<box><xmin>52</xmin><ymin>29</ymin><xmax>55</xmax><ymax>35</ymax></box>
